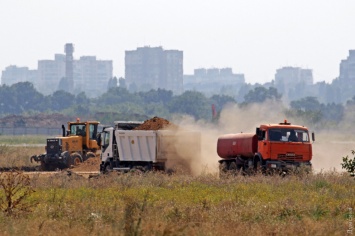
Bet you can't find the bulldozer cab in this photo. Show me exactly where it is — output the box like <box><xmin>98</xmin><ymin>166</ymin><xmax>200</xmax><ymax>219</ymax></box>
<box><xmin>67</xmin><ymin>119</ymin><xmax>100</xmax><ymax>151</ymax></box>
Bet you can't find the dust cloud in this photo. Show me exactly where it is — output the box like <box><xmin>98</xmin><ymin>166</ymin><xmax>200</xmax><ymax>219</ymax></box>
<box><xmin>169</xmin><ymin>100</ymin><xmax>354</xmax><ymax>175</ymax></box>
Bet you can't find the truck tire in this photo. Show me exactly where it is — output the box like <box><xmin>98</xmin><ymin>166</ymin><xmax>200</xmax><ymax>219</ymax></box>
<box><xmin>228</xmin><ymin>162</ymin><xmax>238</xmax><ymax>176</ymax></box>
<box><xmin>83</xmin><ymin>152</ymin><xmax>96</xmax><ymax>162</ymax></box>
<box><xmin>219</xmin><ymin>162</ymin><xmax>228</xmax><ymax>172</ymax></box>
<box><xmin>253</xmin><ymin>157</ymin><xmax>263</xmax><ymax>174</ymax></box>
<box><xmin>219</xmin><ymin>162</ymin><xmax>228</xmax><ymax>178</ymax></box>
<box><xmin>86</xmin><ymin>152</ymin><xmax>96</xmax><ymax>159</ymax></box>
<box><xmin>70</xmin><ymin>153</ymin><xmax>83</xmax><ymax>167</ymax></box>
<box><xmin>105</xmin><ymin>163</ymin><xmax>112</xmax><ymax>173</ymax></box>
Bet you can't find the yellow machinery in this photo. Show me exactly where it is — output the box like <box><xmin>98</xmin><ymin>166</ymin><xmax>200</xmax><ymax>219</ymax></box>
<box><xmin>30</xmin><ymin>118</ymin><xmax>100</xmax><ymax>171</ymax></box>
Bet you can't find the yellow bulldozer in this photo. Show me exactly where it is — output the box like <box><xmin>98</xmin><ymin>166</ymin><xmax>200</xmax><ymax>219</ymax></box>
<box><xmin>30</xmin><ymin>118</ymin><xmax>100</xmax><ymax>171</ymax></box>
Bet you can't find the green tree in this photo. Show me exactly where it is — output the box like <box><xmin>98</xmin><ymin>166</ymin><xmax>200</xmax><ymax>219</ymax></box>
<box><xmin>97</xmin><ymin>87</ymin><xmax>142</xmax><ymax>105</ymax></box>
<box><xmin>243</xmin><ymin>87</ymin><xmax>282</xmax><ymax>104</ymax></box>
<box><xmin>168</xmin><ymin>91</ymin><xmax>211</xmax><ymax>120</ymax></box>
<box><xmin>0</xmin><ymin>82</ymin><xmax>46</xmax><ymax>114</ymax></box>
<box><xmin>320</xmin><ymin>103</ymin><xmax>344</xmax><ymax>122</ymax></box>
<box><xmin>0</xmin><ymin>84</ymin><xmax>16</xmax><ymax>114</ymax></box>
<box><xmin>107</xmin><ymin>77</ymin><xmax>118</xmax><ymax>90</ymax></box>
<box><xmin>57</xmin><ymin>77</ymin><xmax>71</xmax><ymax>91</ymax></box>
<box><xmin>138</xmin><ymin>89</ymin><xmax>173</xmax><ymax>105</ymax></box>
<box><xmin>75</xmin><ymin>92</ymin><xmax>90</xmax><ymax>106</ymax></box>
<box><xmin>119</xmin><ymin>77</ymin><xmax>127</xmax><ymax>89</ymax></box>
<box><xmin>210</xmin><ymin>94</ymin><xmax>236</xmax><ymax>111</ymax></box>
<box><xmin>50</xmin><ymin>90</ymin><xmax>75</xmax><ymax>111</ymax></box>
<box><xmin>341</xmin><ymin>150</ymin><xmax>355</xmax><ymax>177</ymax></box>
<box><xmin>290</xmin><ymin>96</ymin><xmax>321</xmax><ymax>111</ymax></box>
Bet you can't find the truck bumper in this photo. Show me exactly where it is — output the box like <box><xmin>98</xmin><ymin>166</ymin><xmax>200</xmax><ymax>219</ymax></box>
<box><xmin>264</xmin><ymin>160</ymin><xmax>312</xmax><ymax>172</ymax></box>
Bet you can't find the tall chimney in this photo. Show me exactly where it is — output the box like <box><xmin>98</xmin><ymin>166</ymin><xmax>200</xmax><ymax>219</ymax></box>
<box><xmin>65</xmin><ymin>43</ymin><xmax>74</xmax><ymax>92</ymax></box>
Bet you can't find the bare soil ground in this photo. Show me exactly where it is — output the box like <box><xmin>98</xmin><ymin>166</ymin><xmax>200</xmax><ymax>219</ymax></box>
<box><xmin>71</xmin><ymin>157</ymin><xmax>101</xmax><ymax>172</ymax></box>
<box><xmin>0</xmin><ymin>113</ymin><xmax>71</xmax><ymax>128</ymax></box>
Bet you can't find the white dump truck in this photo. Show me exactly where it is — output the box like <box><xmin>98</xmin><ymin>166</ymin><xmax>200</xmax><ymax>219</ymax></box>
<box><xmin>98</xmin><ymin>121</ymin><xmax>201</xmax><ymax>172</ymax></box>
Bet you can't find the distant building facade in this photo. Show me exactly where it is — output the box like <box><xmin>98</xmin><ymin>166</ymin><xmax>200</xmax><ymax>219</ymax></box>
<box><xmin>183</xmin><ymin>67</ymin><xmax>245</xmax><ymax>97</ymax></box>
<box><xmin>274</xmin><ymin>66</ymin><xmax>314</xmax><ymax>102</ymax></box>
<box><xmin>37</xmin><ymin>54</ymin><xmax>66</xmax><ymax>94</ymax></box>
<box><xmin>1</xmin><ymin>65</ymin><xmax>37</xmax><ymax>86</ymax></box>
<box><xmin>74</xmin><ymin>56</ymin><xmax>113</xmax><ymax>95</ymax></box>
<box><xmin>339</xmin><ymin>50</ymin><xmax>355</xmax><ymax>86</ymax></box>
<box><xmin>125</xmin><ymin>46</ymin><xmax>183</xmax><ymax>94</ymax></box>
<box><xmin>1</xmin><ymin>44</ymin><xmax>113</xmax><ymax>97</ymax></box>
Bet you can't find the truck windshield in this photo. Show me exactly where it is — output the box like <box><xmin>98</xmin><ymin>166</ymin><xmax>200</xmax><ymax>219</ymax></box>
<box><xmin>70</xmin><ymin>124</ymin><xmax>86</xmax><ymax>136</ymax></box>
<box><xmin>269</xmin><ymin>128</ymin><xmax>309</xmax><ymax>142</ymax></box>
<box><xmin>103</xmin><ymin>131</ymin><xmax>110</xmax><ymax>147</ymax></box>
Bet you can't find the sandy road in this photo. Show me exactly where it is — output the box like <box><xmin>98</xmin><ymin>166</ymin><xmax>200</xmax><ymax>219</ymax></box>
<box><xmin>21</xmin><ymin>171</ymin><xmax>101</xmax><ymax>178</ymax></box>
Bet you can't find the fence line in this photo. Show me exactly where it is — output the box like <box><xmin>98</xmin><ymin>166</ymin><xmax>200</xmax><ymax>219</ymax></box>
<box><xmin>0</xmin><ymin>127</ymin><xmax>62</xmax><ymax>136</ymax></box>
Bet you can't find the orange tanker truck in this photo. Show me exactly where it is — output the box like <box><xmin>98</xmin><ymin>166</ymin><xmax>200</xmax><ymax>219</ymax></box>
<box><xmin>217</xmin><ymin>120</ymin><xmax>315</xmax><ymax>174</ymax></box>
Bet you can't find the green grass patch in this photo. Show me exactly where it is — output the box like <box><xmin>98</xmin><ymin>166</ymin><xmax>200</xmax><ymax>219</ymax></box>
<box><xmin>0</xmin><ymin>135</ymin><xmax>47</xmax><ymax>145</ymax></box>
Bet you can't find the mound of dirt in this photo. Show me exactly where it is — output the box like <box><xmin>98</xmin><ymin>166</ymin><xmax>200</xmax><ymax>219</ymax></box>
<box><xmin>133</xmin><ymin>116</ymin><xmax>178</xmax><ymax>130</ymax></box>
<box><xmin>72</xmin><ymin>157</ymin><xmax>101</xmax><ymax>172</ymax></box>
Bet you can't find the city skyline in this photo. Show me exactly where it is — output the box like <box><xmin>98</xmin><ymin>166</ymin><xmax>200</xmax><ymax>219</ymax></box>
<box><xmin>1</xmin><ymin>0</ymin><xmax>355</xmax><ymax>84</ymax></box>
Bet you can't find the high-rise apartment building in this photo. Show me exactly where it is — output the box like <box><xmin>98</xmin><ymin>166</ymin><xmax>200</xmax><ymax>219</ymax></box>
<box><xmin>1</xmin><ymin>65</ymin><xmax>37</xmax><ymax>86</ymax></box>
<box><xmin>1</xmin><ymin>44</ymin><xmax>113</xmax><ymax>96</ymax></box>
<box><xmin>37</xmin><ymin>54</ymin><xmax>66</xmax><ymax>94</ymax></box>
<box><xmin>339</xmin><ymin>50</ymin><xmax>355</xmax><ymax>86</ymax></box>
<box><xmin>274</xmin><ymin>66</ymin><xmax>314</xmax><ymax>102</ymax></box>
<box><xmin>125</xmin><ymin>46</ymin><xmax>183</xmax><ymax>94</ymax></box>
<box><xmin>183</xmin><ymin>67</ymin><xmax>245</xmax><ymax>97</ymax></box>
<box><xmin>74</xmin><ymin>56</ymin><xmax>113</xmax><ymax>95</ymax></box>
<box><xmin>275</xmin><ymin>67</ymin><xmax>313</xmax><ymax>87</ymax></box>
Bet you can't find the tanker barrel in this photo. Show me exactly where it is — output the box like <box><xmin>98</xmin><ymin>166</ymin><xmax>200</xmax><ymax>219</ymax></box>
<box><xmin>217</xmin><ymin>133</ymin><xmax>258</xmax><ymax>159</ymax></box>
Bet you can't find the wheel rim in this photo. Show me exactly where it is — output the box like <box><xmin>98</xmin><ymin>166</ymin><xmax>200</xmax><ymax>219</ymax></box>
<box><xmin>229</xmin><ymin>162</ymin><xmax>237</xmax><ymax>171</ymax></box>
<box><xmin>73</xmin><ymin>157</ymin><xmax>81</xmax><ymax>166</ymax></box>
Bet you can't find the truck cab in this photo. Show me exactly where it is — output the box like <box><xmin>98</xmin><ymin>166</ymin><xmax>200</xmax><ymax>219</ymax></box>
<box><xmin>99</xmin><ymin>121</ymin><xmax>144</xmax><ymax>172</ymax></box>
<box><xmin>256</xmin><ymin>120</ymin><xmax>314</xmax><ymax>171</ymax></box>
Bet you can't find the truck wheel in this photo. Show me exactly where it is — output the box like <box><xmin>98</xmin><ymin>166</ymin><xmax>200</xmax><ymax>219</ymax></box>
<box><xmin>105</xmin><ymin>163</ymin><xmax>112</xmax><ymax>173</ymax></box>
<box><xmin>219</xmin><ymin>162</ymin><xmax>228</xmax><ymax>172</ymax></box>
<box><xmin>86</xmin><ymin>152</ymin><xmax>96</xmax><ymax>159</ymax></box>
<box><xmin>70</xmin><ymin>153</ymin><xmax>83</xmax><ymax>167</ymax></box>
<box><xmin>228</xmin><ymin>162</ymin><xmax>238</xmax><ymax>176</ymax></box>
<box><xmin>219</xmin><ymin>162</ymin><xmax>228</xmax><ymax>178</ymax></box>
<box><xmin>254</xmin><ymin>158</ymin><xmax>263</xmax><ymax>174</ymax></box>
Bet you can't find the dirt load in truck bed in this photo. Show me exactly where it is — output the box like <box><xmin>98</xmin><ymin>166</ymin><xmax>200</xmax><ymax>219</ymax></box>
<box><xmin>133</xmin><ymin>116</ymin><xmax>178</xmax><ymax>130</ymax></box>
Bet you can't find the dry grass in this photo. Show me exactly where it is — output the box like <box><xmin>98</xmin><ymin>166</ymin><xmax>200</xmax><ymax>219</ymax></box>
<box><xmin>0</xmin><ymin>170</ymin><xmax>353</xmax><ymax>236</ymax></box>
<box><xmin>0</xmin><ymin>143</ymin><xmax>354</xmax><ymax>235</ymax></box>
<box><xmin>0</xmin><ymin>146</ymin><xmax>42</xmax><ymax>170</ymax></box>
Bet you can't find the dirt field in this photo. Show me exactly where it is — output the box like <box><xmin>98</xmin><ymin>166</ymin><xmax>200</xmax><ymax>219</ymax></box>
<box><xmin>0</xmin><ymin>113</ymin><xmax>71</xmax><ymax>128</ymax></box>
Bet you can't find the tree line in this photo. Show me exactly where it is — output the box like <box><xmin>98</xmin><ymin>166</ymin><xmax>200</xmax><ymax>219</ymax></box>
<box><xmin>0</xmin><ymin>82</ymin><xmax>354</xmax><ymax>127</ymax></box>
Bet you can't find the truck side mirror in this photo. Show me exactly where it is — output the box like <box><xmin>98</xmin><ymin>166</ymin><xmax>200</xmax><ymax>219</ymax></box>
<box><xmin>96</xmin><ymin>133</ymin><xmax>102</xmax><ymax>147</ymax></box>
<box><xmin>256</xmin><ymin>128</ymin><xmax>264</xmax><ymax>140</ymax></box>
<box><xmin>312</xmin><ymin>132</ymin><xmax>315</xmax><ymax>142</ymax></box>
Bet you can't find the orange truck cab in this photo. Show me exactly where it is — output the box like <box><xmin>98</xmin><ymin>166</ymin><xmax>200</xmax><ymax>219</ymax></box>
<box><xmin>217</xmin><ymin>120</ymin><xmax>314</xmax><ymax>174</ymax></box>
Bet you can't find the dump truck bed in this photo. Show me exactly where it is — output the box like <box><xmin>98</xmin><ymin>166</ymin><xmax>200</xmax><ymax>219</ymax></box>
<box><xmin>115</xmin><ymin>130</ymin><xmax>201</xmax><ymax>163</ymax></box>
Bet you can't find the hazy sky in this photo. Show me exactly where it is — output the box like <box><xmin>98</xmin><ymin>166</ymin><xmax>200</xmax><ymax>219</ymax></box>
<box><xmin>1</xmin><ymin>0</ymin><xmax>354</xmax><ymax>84</ymax></box>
